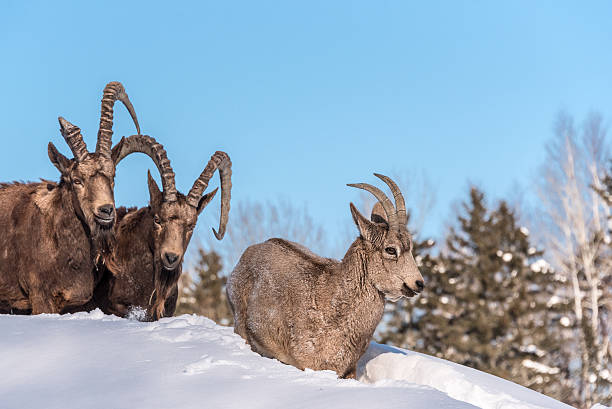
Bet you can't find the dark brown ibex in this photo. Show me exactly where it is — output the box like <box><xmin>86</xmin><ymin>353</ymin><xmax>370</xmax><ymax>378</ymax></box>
<box><xmin>227</xmin><ymin>174</ymin><xmax>424</xmax><ymax>378</ymax></box>
<box><xmin>76</xmin><ymin>135</ymin><xmax>231</xmax><ymax>320</ymax></box>
<box><xmin>0</xmin><ymin>82</ymin><xmax>139</xmax><ymax>314</ymax></box>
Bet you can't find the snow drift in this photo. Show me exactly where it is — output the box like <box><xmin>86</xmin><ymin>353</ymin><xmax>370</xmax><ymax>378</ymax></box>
<box><xmin>0</xmin><ymin>311</ymin><xmax>588</xmax><ymax>409</ymax></box>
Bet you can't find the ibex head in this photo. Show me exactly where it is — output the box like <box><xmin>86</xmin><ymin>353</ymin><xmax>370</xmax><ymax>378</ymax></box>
<box><xmin>348</xmin><ymin>174</ymin><xmax>424</xmax><ymax>301</ymax></box>
<box><xmin>145</xmin><ymin>169</ymin><xmax>220</xmax><ymax>272</ymax></box>
<box><xmin>112</xmin><ymin>136</ymin><xmax>231</xmax><ymax>319</ymax></box>
<box><xmin>48</xmin><ymin>82</ymin><xmax>139</xmax><ymax>234</ymax></box>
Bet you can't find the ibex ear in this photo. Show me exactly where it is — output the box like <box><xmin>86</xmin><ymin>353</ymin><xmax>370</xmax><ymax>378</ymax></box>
<box><xmin>48</xmin><ymin>142</ymin><xmax>70</xmax><ymax>176</ymax></box>
<box><xmin>350</xmin><ymin>203</ymin><xmax>384</xmax><ymax>244</ymax></box>
<box><xmin>111</xmin><ymin>136</ymin><xmax>126</xmax><ymax>165</ymax></box>
<box><xmin>197</xmin><ymin>187</ymin><xmax>218</xmax><ymax>215</ymax></box>
<box><xmin>370</xmin><ymin>202</ymin><xmax>389</xmax><ymax>226</ymax></box>
<box><xmin>147</xmin><ymin>170</ymin><xmax>163</xmax><ymax>207</ymax></box>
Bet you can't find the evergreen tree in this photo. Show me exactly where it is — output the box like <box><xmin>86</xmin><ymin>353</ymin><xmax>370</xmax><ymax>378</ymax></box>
<box><xmin>378</xmin><ymin>225</ymin><xmax>436</xmax><ymax>350</ymax></box>
<box><xmin>380</xmin><ymin>188</ymin><xmax>571</xmax><ymax>401</ymax></box>
<box><xmin>176</xmin><ymin>248</ymin><xmax>233</xmax><ymax>325</ymax></box>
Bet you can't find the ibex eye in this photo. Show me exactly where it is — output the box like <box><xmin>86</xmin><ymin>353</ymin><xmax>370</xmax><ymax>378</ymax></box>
<box><xmin>385</xmin><ymin>247</ymin><xmax>397</xmax><ymax>256</ymax></box>
<box><xmin>73</xmin><ymin>178</ymin><xmax>83</xmax><ymax>185</ymax></box>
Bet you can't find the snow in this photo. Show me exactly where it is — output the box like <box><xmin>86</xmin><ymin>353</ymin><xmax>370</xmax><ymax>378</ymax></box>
<box><xmin>520</xmin><ymin>344</ymin><xmax>546</xmax><ymax>358</ymax></box>
<box><xmin>0</xmin><ymin>311</ymin><xmax>589</xmax><ymax>409</ymax></box>
<box><xmin>521</xmin><ymin>359</ymin><xmax>560</xmax><ymax>375</ymax></box>
<box><xmin>358</xmin><ymin>344</ymin><xmax>573</xmax><ymax>409</ymax></box>
<box><xmin>530</xmin><ymin>259</ymin><xmax>551</xmax><ymax>273</ymax></box>
<box><xmin>560</xmin><ymin>316</ymin><xmax>571</xmax><ymax>327</ymax></box>
<box><xmin>495</xmin><ymin>251</ymin><xmax>513</xmax><ymax>262</ymax></box>
<box><xmin>126</xmin><ymin>306</ymin><xmax>147</xmax><ymax>321</ymax></box>
<box><xmin>546</xmin><ymin>295</ymin><xmax>561</xmax><ymax>308</ymax></box>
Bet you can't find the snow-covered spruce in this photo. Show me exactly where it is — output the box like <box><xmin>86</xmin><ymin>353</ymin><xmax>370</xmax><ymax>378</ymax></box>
<box><xmin>0</xmin><ymin>311</ymin><xmax>585</xmax><ymax>409</ymax></box>
<box><xmin>228</xmin><ymin>175</ymin><xmax>424</xmax><ymax>378</ymax></box>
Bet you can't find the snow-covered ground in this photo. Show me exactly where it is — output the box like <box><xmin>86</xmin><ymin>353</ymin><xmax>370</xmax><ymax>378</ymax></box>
<box><xmin>0</xmin><ymin>311</ymin><xmax>601</xmax><ymax>409</ymax></box>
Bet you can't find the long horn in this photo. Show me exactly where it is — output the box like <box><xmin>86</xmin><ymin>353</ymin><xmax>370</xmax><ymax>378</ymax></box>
<box><xmin>58</xmin><ymin>117</ymin><xmax>88</xmax><ymax>162</ymax></box>
<box><xmin>96</xmin><ymin>82</ymin><xmax>141</xmax><ymax>158</ymax></box>
<box><xmin>186</xmin><ymin>151</ymin><xmax>232</xmax><ymax>240</ymax></box>
<box><xmin>112</xmin><ymin>134</ymin><xmax>177</xmax><ymax>202</ymax></box>
<box><xmin>347</xmin><ymin>182</ymin><xmax>398</xmax><ymax>230</ymax></box>
<box><xmin>374</xmin><ymin>173</ymin><xmax>407</xmax><ymax>228</ymax></box>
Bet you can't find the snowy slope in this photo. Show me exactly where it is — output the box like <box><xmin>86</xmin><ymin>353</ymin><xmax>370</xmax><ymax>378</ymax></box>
<box><xmin>359</xmin><ymin>344</ymin><xmax>575</xmax><ymax>409</ymax></box>
<box><xmin>0</xmin><ymin>311</ymin><xmax>583</xmax><ymax>409</ymax></box>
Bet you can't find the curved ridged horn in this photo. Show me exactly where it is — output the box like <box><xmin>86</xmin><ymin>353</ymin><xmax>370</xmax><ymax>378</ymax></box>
<box><xmin>112</xmin><ymin>134</ymin><xmax>177</xmax><ymax>203</ymax></box>
<box><xmin>58</xmin><ymin>117</ymin><xmax>88</xmax><ymax>162</ymax></box>
<box><xmin>374</xmin><ymin>173</ymin><xmax>407</xmax><ymax>227</ymax></box>
<box><xmin>186</xmin><ymin>151</ymin><xmax>232</xmax><ymax>240</ymax></box>
<box><xmin>347</xmin><ymin>182</ymin><xmax>398</xmax><ymax>231</ymax></box>
<box><xmin>96</xmin><ymin>82</ymin><xmax>141</xmax><ymax>158</ymax></box>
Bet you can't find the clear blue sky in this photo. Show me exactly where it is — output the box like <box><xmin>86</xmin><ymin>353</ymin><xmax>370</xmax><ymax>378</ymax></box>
<box><xmin>1</xmin><ymin>1</ymin><xmax>611</xmax><ymax>249</ymax></box>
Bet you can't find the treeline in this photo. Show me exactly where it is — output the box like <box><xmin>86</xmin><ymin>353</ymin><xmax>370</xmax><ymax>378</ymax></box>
<box><xmin>176</xmin><ymin>112</ymin><xmax>611</xmax><ymax>409</ymax></box>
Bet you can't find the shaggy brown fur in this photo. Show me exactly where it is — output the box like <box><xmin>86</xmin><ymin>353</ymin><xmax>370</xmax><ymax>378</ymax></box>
<box><xmin>77</xmin><ymin>182</ymin><xmax>219</xmax><ymax>321</ymax></box>
<box><xmin>0</xmin><ymin>170</ymin><xmax>115</xmax><ymax>314</ymax></box>
<box><xmin>72</xmin><ymin>146</ymin><xmax>231</xmax><ymax>322</ymax></box>
<box><xmin>70</xmin><ymin>205</ymin><xmax>169</xmax><ymax>318</ymax></box>
<box><xmin>69</xmin><ymin>134</ymin><xmax>231</xmax><ymax>321</ymax></box>
<box><xmin>227</xmin><ymin>175</ymin><xmax>424</xmax><ymax>378</ymax></box>
<box><xmin>0</xmin><ymin>82</ymin><xmax>139</xmax><ymax>314</ymax></box>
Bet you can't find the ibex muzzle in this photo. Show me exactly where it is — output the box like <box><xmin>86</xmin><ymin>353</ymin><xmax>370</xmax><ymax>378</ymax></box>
<box><xmin>89</xmin><ymin>171</ymin><xmax>116</xmax><ymax>227</ymax></box>
<box><xmin>157</xmin><ymin>218</ymin><xmax>188</xmax><ymax>271</ymax></box>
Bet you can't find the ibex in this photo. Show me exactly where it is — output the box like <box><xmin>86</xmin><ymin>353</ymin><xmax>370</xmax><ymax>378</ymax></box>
<box><xmin>0</xmin><ymin>82</ymin><xmax>139</xmax><ymax>314</ymax></box>
<box><xmin>227</xmin><ymin>174</ymin><xmax>424</xmax><ymax>378</ymax></box>
<box><xmin>76</xmin><ymin>135</ymin><xmax>232</xmax><ymax>320</ymax></box>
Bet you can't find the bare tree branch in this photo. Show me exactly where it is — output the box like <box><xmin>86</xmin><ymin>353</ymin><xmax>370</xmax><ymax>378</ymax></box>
<box><xmin>533</xmin><ymin>111</ymin><xmax>611</xmax><ymax>408</ymax></box>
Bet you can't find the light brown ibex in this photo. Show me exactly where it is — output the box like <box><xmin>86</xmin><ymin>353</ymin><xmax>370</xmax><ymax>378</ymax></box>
<box><xmin>0</xmin><ymin>82</ymin><xmax>139</xmax><ymax>314</ymax></box>
<box><xmin>227</xmin><ymin>174</ymin><xmax>424</xmax><ymax>378</ymax></box>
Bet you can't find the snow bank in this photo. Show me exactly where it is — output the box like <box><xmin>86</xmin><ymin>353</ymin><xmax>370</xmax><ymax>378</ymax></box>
<box><xmin>357</xmin><ymin>343</ymin><xmax>573</xmax><ymax>409</ymax></box>
<box><xmin>0</xmin><ymin>312</ymin><xmax>474</xmax><ymax>409</ymax></box>
<box><xmin>0</xmin><ymin>311</ymin><xmax>582</xmax><ymax>409</ymax></box>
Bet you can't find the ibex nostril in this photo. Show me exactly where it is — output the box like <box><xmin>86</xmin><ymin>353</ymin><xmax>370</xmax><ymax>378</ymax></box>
<box><xmin>416</xmin><ymin>280</ymin><xmax>424</xmax><ymax>291</ymax></box>
<box><xmin>164</xmin><ymin>253</ymin><xmax>179</xmax><ymax>265</ymax></box>
<box><xmin>98</xmin><ymin>204</ymin><xmax>114</xmax><ymax>216</ymax></box>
